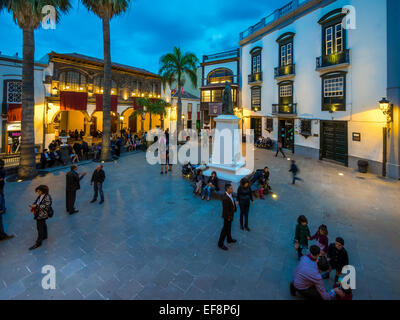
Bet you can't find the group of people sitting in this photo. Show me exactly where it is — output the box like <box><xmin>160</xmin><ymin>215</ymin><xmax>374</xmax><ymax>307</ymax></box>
<box><xmin>255</xmin><ymin>136</ymin><xmax>274</xmax><ymax>149</ymax></box>
<box><xmin>191</xmin><ymin>166</ymin><xmax>272</xmax><ymax>201</ymax></box>
<box><xmin>291</xmin><ymin>215</ymin><xmax>351</xmax><ymax>300</ymax></box>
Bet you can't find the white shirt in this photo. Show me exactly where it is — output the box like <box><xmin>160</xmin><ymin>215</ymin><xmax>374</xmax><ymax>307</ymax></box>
<box><xmin>226</xmin><ymin>192</ymin><xmax>234</xmax><ymax>206</ymax></box>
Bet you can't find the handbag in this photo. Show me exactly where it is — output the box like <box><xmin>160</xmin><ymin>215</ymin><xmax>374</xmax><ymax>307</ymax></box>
<box><xmin>47</xmin><ymin>206</ymin><xmax>54</xmax><ymax>218</ymax></box>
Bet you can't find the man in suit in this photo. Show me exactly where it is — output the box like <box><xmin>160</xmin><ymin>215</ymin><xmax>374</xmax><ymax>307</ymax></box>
<box><xmin>66</xmin><ymin>165</ymin><xmax>86</xmax><ymax>214</ymax></box>
<box><xmin>218</xmin><ymin>184</ymin><xmax>237</xmax><ymax>251</ymax></box>
<box><xmin>90</xmin><ymin>165</ymin><xmax>105</xmax><ymax>204</ymax></box>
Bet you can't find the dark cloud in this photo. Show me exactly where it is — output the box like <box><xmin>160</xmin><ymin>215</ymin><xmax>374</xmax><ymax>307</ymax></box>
<box><xmin>0</xmin><ymin>0</ymin><xmax>287</xmax><ymax>73</ymax></box>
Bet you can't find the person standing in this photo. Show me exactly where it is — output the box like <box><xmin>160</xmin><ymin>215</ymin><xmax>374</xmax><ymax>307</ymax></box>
<box><xmin>29</xmin><ymin>185</ymin><xmax>52</xmax><ymax>250</ymax></box>
<box><xmin>0</xmin><ymin>160</ymin><xmax>14</xmax><ymax>242</ymax></box>
<box><xmin>237</xmin><ymin>178</ymin><xmax>253</xmax><ymax>231</ymax></box>
<box><xmin>218</xmin><ymin>184</ymin><xmax>237</xmax><ymax>251</ymax></box>
<box><xmin>81</xmin><ymin>140</ymin><xmax>89</xmax><ymax>160</ymax></box>
<box><xmin>294</xmin><ymin>215</ymin><xmax>311</xmax><ymax>260</ymax></box>
<box><xmin>275</xmin><ymin>139</ymin><xmax>286</xmax><ymax>158</ymax></box>
<box><xmin>66</xmin><ymin>165</ymin><xmax>86</xmax><ymax>214</ymax></box>
<box><xmin>90</xmin><ymin>165</ymin><xmax>105</xmax><ymax>204</ymax></box>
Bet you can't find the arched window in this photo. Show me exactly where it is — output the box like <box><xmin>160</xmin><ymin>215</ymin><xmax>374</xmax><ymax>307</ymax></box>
<box><xmin>59</xmin><ymin>71</ymin><xmax>87</xmax><ymax>91</ymax></box>
<box><xmin>207</xmin><ymin>68</ymin><xmax>234</xmax><ymax>84</ymax></box>
<box><xmin>94</xmin><ymin>77</ymin><xmax>117</xmax><ymax>94</ymax></box>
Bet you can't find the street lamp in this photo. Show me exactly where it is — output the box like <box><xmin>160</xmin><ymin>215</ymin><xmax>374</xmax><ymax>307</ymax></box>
<box><xmin>379</xmin><ymin>97</ymin><xmax>393</xmax><ymax>124</ymax></box>
<box><xmin>379</xmin><ymin>97</ymin><xmax>393</xmax><ymax>177</ymax></box>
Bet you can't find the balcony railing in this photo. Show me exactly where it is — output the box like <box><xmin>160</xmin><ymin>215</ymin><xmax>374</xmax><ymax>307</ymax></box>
<box><xmin>316</xmin><ymin>49</ymin><xmax>350</xmax><ymax>69</ymax></box>
<box><xmin>203</xmin><ymin>49</ymin><xmax>240</xmax><ymax>63</ymax></box>
<box><xmin>272</xmin><ymin>103</ymin><xmax>297</xmax><ymax>115</ymax></box>
<box><xmin>274</xmin><ymin>64</ymin><xmax>296</xmax><ymax>78</ymax></box>
<box><xmin>239</xmin><ymin>0</ymin><xmax>313</xmax><ymax>41</ymax></box>
<box><xmin>248</xmin><ymin>72</ymin><xmax>263</xmax><ymax>83</ymax></box>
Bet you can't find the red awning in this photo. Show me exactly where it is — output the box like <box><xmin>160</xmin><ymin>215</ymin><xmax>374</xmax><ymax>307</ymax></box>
<box><xmin>7</xmin><ymin>104</ymin><xmax>22</xmax><ymax>122</ymax></box>
<box><xmin>95</xmin><ymin>94</ymin><xmax>118</xmax><ymax>112</ymax></box>
<box><xmin>188</xmin><ymin>112</ymin><xmax>192</xmax><ymax>120</ymax></box>
<box><xmin>60</xmin><ymin>91</ymin><xmax>88</xmax><ymax>111</ymax></box>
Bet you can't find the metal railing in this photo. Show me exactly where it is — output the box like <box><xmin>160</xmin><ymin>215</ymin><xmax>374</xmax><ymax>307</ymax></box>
<box><xmin>203</xmin><ymin>49</ymin><xmax>240</xmax><ymax>62</ymax></box>
<box><xmin>240</xmin><ymin>0</ymin><xmax>313</xmax><ymax>40</ymax></box>
<box><xmin>248</xmin><ymin>72</ymin><xmax>263</xmax><ymax>83</ymax></box>
<box><xmin>316</xmin><ymin>49</ymin><xmax>350</xmax><ymax>69</ymax></box>
<box><xmin>274</xmin><ymin>64</ymin><xmax>296</xmax><ymax>78</ymax></box>
<box><xmin>272</xmin><ymin>103</ymin><xmax>297</xmax><ymax>115</ymax></box>
<box><xmin>0</xmin><ymin>153</ymin><xmax>41</xmax><ymax>168</ymax></box>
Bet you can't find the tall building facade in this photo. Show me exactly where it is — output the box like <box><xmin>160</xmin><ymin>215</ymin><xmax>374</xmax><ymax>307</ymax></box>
<box><xmin>232</xmin><ymin>0</ymin><xmax>399</xmax><ymax>177</ymax></box>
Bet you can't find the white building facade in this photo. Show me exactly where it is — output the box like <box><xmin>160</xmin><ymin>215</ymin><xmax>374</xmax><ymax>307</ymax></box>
<box><xmin>239</xmin><ymin>0</ymin><xmax>400</xmax><ymax>177</ymax></box>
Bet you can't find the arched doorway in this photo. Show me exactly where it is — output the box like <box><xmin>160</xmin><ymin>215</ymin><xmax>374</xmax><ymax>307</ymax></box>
<box><xmin>121</xmin><ymin>107</ymin><xmax>139</xmax><ymax>134</ymax></box>
<box><xmin>51</xmin><ymin>110</ymin><xmax>90</xmax><ymax>140</ymax></box>
<box><xmin>90</xmin><ymin>111</ymin><xmax>119</xmax><ymax>137</ymax></box>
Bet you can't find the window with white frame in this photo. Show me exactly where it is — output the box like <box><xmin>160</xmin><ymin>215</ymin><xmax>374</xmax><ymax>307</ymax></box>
<box><xmin>187</xmin><ymin>103</ymin><xmax>192</xmax><ymax>113</ymax></box>
<box><xmin>325</xmin><ymin>23</ymin><xmax>343</xmax><ymax>55</ymax></box>
<box><xmin>252</xmin><ymin>52</ymin><xmax>261</xmax><ymax>74</ymax></box>
<box><xmin>280</xmin><ymin>43</ymin><xmax>292</xmax><ymax>66</ymax></box>
<box><xmin>324</xmin><ymin>77</ymin><xmax>344</xmax><ymax>97</ymax></box>
<box><xmin>280</xmin><ymin>84</ymin><xmax>292</xmax><ymax>97</ymax></box>
<box><xmin>322</xmin><ymin>72</ymin><xmax>346</xmax><ymax>111</ymax></box>
<box><xmin>7</xmin><ymin>81</ymin><xmax>22</xmax><ymax>104</ymax></box>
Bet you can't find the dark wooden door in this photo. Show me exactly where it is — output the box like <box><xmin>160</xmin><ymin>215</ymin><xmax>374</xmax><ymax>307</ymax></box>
<box><xmin>251</xmin><ymin>117</ymin><xmax>262</xmax><ymax>140</ymax></box>
<box><xmin>279</xmin><ymin>119</ymin><xmax>294</xmax><ymax>151</ymax></box>
<box><xmin>320</xmin><ymin>121</ymin><xmax>348</xmax><ymax>166</ymax></box>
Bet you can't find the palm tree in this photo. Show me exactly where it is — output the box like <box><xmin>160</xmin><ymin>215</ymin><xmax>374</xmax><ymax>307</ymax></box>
<box><xmin>159</xmin><ymin>47</ymin><xmax>198</xmax><ymax>135</ymax></box>
<box><xmin>152</xmin><ymin>99</ymin><xmax>170</xmax><ymax>130</ymax></box>
<box><xmin>81</xmin><ymin>0</ymin><xmax>130</xmax><ymax>162</ymax></box>
<box><xmin>0</xmin><ymin>0</ymin><xmax>71</xmax><ymax>180</ymax></box>
<box><xmin>137</xmin><ymin>98</ymin><xmax>170</xmax><ymax>130</ymax></box>
<box><xmin>132</xmin><ymin>107</ymin><xmax>146</xmax><ymax>133</ymax></box>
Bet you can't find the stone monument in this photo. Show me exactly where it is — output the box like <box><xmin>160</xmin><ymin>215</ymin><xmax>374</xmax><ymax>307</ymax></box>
<box><xmin>203</xmin><ymin>82</ymin><xmax>252</xmax><ymax>189</ymax></box>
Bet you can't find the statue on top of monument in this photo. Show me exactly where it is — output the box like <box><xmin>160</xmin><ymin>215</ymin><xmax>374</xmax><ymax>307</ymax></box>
<box><xmin>222</xmin><ymin>82</ymin><xmax>234</xmax><ymax>115</ymax></box>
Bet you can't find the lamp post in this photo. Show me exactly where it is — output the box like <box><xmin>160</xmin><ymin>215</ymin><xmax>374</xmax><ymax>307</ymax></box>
<box><xmin>379</xmin><ymin>97</ymin><xmax>394</xmax><ymax>177</ymax></box>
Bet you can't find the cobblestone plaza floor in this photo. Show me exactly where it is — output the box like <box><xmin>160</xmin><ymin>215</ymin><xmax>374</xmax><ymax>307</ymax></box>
<box><xmin>0</xmin><ymin>148</ymin><xmax>399</xmax><ymax>300</ymax></box>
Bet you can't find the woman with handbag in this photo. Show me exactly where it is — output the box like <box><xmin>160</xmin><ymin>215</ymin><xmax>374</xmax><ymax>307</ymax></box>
<box><xmin>29</xmin><ymin>185</ymin><xmax>52</xmax><ymax>251</ymax></box>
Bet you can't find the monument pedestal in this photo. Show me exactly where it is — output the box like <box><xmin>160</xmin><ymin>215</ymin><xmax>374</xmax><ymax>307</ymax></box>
<box><xmin>203</xmin><ymin>115</ymin><xmax>252</xmax><ymax>190</ymax></box>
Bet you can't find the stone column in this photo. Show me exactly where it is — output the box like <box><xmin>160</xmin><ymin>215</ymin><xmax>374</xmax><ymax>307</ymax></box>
<box><xmin>387</xmin><ymin>0</ymin><xmax>400</xmax><ymax>179</ymax></box>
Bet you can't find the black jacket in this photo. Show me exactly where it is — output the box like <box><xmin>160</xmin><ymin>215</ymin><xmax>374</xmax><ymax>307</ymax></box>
<box><xmin>66</xmin><ymin>170</ymin><xmax>83</xmax><ymax>191</ymax></box>
<box><xmin>91</xmin><ymin>169</ymin><xmax>105</xmax><ymax>184</ymax></box>
<box><xmin>207</xmin><ymin>176</ymin><xmax>219</xmax><ymax>191</ymax></box>
<box><xmin>289</xmin><ymin>164</ymin><xmax>298</xmax><ymax>174</ymax></box>
<box><xmin>327</xmin><ymin>243</ymin><xmax>349</xmax><ymax>270</ymax></box>
<box><xmin>237</xmin><ymin>186</ymin><xmax>253</xmax><ymax>205</ymax></box>
<box><xmin>222</xmin><ymin>193</ymin><xmax>236</xmax><ymax>221</ymax></box>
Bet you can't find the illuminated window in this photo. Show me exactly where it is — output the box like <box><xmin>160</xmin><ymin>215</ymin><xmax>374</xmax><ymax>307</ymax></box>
<box><xmin>187</xmin><ymin>103</ymin><xmax>192</xmax><ymax>113</ymax></box>
<box><xmin>322</xmin><ymin>72</ymin><xmax>346</xmax><ymax>111</ymax></box>
<box><xmin>59</xmin><ymin>71</ymin><xmax>87</xmax><ymax>91</ymax></box>
<box><xmin>7</xmin><ymin>81</ymin><xmax>22</xmax><ymax>103</ymax></box>
<box><xmin>207</xmin><ymin>68</ymin><xmax>234</xmax><ymax>84</ymax></box>
<box><xmin>201</xmin><ymin>90</ymin><xmax>211</xmax><ymax>102</ymax></box>
<box><xmin>252</xmin><ymin>52</ymin><xmax>261</xmax><ymax>74</ymax></box>
<box><xmin>324</xmin><ymin>77</ymin><xmax>344</xmax><ymax>97</ymax></box>
<box><xmin>280</xmin><ymin>84</ymin><xmax>292</xmax><ymax>97</ymax></box>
